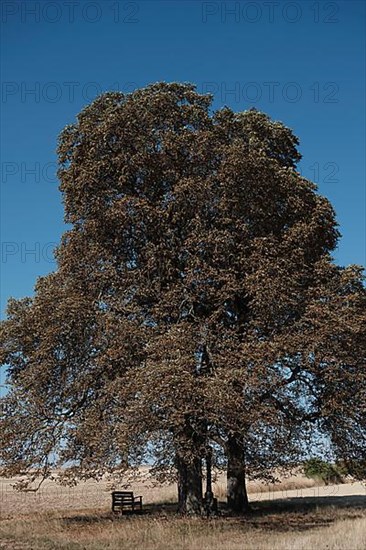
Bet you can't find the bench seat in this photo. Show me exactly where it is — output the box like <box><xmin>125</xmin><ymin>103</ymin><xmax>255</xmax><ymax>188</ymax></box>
<box><xmin>112</xmin><ymin>491</ymin><xmax>143</xmax><ymax>514</ymax></box>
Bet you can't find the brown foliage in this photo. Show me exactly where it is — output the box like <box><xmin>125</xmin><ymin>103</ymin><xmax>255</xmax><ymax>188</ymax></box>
<box><xmin>0</xmin><ymin>83</ymin><xmax>365</xmax><ymax>505</ymax></box>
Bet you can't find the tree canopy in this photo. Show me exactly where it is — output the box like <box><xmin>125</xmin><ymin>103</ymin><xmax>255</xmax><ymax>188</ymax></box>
<box><xmin>1</xmin><ymin>82</ymin><xmax>365</xmax><ymax>514</ymax></box>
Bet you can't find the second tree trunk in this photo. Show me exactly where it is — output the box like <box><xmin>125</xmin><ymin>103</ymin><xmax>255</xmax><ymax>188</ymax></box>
<box><xmin>177</xmin><ymin>455</ymin><xmax>203</xmax><ymax>515</ymax></box>
<box><xmin>227</xmin><ymin>435</ymin><xmax>251</xmax><ymax>513</ymax></box>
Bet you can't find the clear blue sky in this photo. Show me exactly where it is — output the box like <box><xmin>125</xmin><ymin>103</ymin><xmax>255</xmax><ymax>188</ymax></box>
<box><xmin>1</xmin><ymin>0</ymin><xmax>365</xmax><ymax>319</ymax></box>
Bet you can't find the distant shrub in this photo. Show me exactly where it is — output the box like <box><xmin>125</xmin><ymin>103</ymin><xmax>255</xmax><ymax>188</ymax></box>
<box><xmin>303</xmin><ymin>458</ymin><xmax>344</xmax><ymax>485</ymax></box>
<box><xmin>336</xmin><ymin>459</ymin><xmax>366</xmax><ymax>481</ymax></box>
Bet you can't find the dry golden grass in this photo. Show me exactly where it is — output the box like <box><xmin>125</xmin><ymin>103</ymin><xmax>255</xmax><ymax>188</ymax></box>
<box><xmin>1</xmin><ymin>471</ymin><xmax>365</xmax><ymax>550</ymax></box>
<box><xmin>1</xmin><ymin>501</ymin><xmax>366</xmax><ymax>550</ymax></box>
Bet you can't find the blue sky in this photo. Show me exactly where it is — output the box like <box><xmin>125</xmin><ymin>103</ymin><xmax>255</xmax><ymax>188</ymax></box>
<box><xmin>1</xmin><ymin>0</ymin><xmax>365</xmax><ymax>320</ymax></box>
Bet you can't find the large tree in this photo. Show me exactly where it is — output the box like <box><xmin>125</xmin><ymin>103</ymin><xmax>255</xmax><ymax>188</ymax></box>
<box><xmin>1</xmin><ymin>83</ymin><xmax>365</xmax><ymax>515</ymax></box>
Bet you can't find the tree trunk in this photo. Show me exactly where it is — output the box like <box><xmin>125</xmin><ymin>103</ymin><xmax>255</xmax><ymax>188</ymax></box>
<box><xmin>205</xmin><ymin>450</ymin><xmax>212</xmax><ymax>495</ymax></box>
<box><xmin>227</xmin><ymin>435</ymin><xmax>251</xmax><ymax>514</ymax></box>
<box><xmin>176</xmin><ymin>455</ymin><xmax>203</xmax><ymax>515</ymax></box>
<box><xmin>204</xmin><ymin>449</ymin><xmax>218</xmax><ymax>516</ymax></box>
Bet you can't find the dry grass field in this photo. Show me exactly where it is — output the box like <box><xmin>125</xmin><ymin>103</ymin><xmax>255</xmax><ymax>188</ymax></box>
<box><xmin>1</xmin><ymin>470</ymin><xmax>365</xmax><ymax>549</ymax></box>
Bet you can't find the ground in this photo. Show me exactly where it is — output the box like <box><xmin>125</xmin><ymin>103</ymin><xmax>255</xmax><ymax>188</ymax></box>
<box><xmin>0</xmin><ymin>471</ymin><xmax>365</xmax><ymax>549</ymax></box>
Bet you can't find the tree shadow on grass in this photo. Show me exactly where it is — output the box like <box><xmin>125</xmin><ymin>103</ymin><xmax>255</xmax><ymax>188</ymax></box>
<box><xmin>60</xmin><ymin>494</ymin><xmax>366</xmax><ymax>533</ymax></box>
<box><xmin>219</xmin><ymin>494</ymin><xmax>366</xmax><ymax>532</ymax></box>
<box><xmin>60</xmin><ymin>501</ymin><xmax>178</xmax><ymax>526</ymax></box>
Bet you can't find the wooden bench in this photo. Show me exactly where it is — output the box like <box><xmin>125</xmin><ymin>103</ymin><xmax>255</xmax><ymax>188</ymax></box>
<box><xmin>112</xmin><ymin>491</ymin><xmax>143</xmax><ymax>514</ymax></box>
